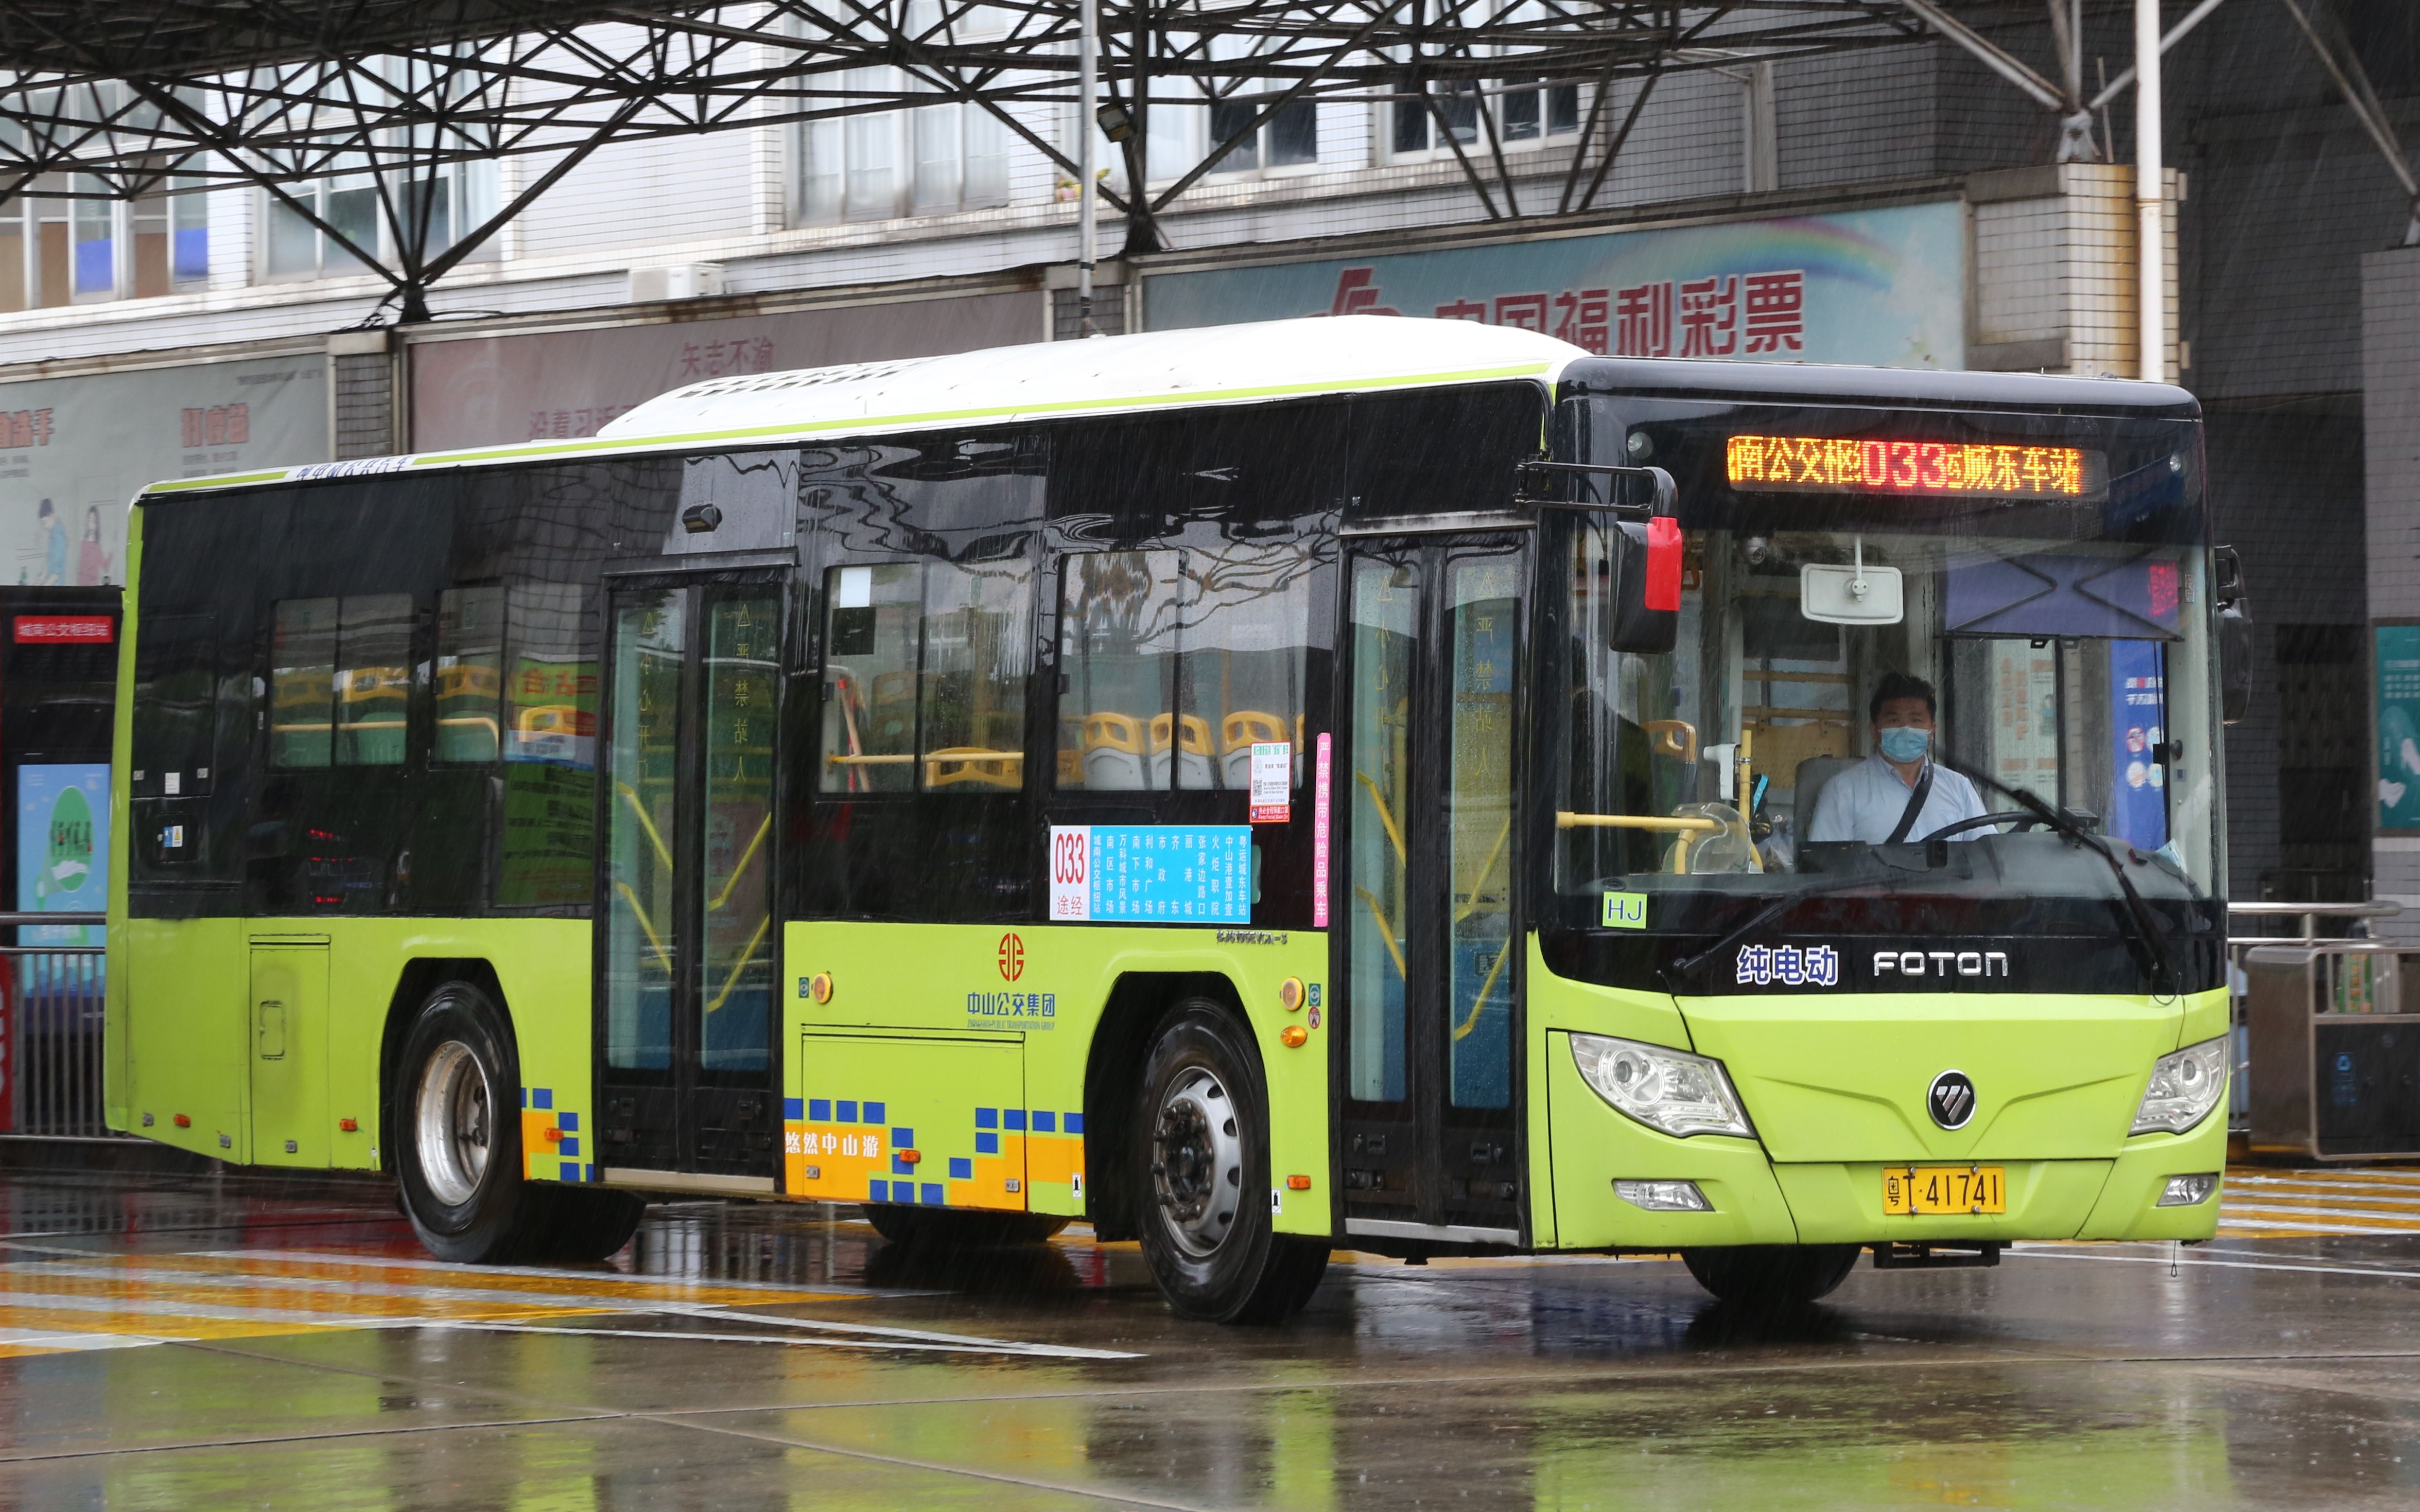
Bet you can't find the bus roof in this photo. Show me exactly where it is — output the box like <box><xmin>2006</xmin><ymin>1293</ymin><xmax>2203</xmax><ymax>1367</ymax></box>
<box><xmin>138</xmin><ymin>315</ymin><xmax>1587</xmax><ymax>499</ymax></box>
<box><xmin>1561</xmin><ymin>355</ymin><xmax>2201</xmax><ymax>418</ymax></box>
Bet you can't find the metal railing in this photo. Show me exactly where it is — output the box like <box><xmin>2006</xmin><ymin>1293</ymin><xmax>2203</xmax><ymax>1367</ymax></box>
<box><xmin>2224</xmin><ymin>901</ymin><xmax>2405</xmax><ymax>1131</ymax></box>
<box><xmin>0</xmin><ymin>911</ymin><xmax>110</xmax><ymax>1141</ymax></box>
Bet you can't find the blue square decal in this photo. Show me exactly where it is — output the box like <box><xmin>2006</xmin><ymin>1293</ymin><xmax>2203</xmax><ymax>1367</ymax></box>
<box><xmin>533</xmin><ymin>1088</ymin><xmax>553</xmax><ymax>1111</ymax></box>
<box><xmin>948</xmin><ymin>1157</ymin><xmax>972</xmax><ymax>1180</ymax></box>
<box><xmin>893</xmin><ymin>1154</ymin><xmax>915</xmax><ymax>1175</ymax></box>
<box><xmin>808</xmin><ymin>1098</ymin><xmax>832</xmax><ymax>1121</ymax></box>
<box><xmin>784</xmin><ymin>1098</ymin><xmax>804</xmax><ymax>1119</ymax></box>
<box><xmin>869</xmin><ymin>1179</ymin><xmax>889</xmax><ymax>1201</ymax></box>
<box><xmin>559</xmin><ymin>1112</ymin><xmax>579</xmax><ymax>1132</ymax></box>
<box><xmin>975</xmin><ymin>1132</ymin><xmax>999</xmax><ymax>1155</ymax></box>
<box><xmin>1032</xmin><ymin>1111</ymin><xmax>1056</xmax><ymax>1133</ymax></box>
<box><xmin>585</xmin><ymin>1164</ymin><xmax>598</xmax><ymax>1183</ymax></box>
<box><xmin>1065</xmin><ymin>1112</ymin><xmax>1085</xmax><ymax>1135</ymax></box>
<box><xmin>559</xmin><ymin>1137</ymin><xmax>580</xmax><ymax>1157</ymax></box>
<box><xmin>920</xmin><ymin>1183</ymin><xmax>944</xmax><ymax>1205</ymax></box>
<box><xmin>976</xmin><ymin>1107</ymin><xmax>998</xmax><ymax>1129</ymax></box>
<box><xmin>891</xmin><ymin>1127</ymin><xmax>914</xmax><ymax>1148</ymax></box>
<box><xmin>560</xmin><ymin>1161</ymin><xmax>579</xmax><ymax>1182</ymax></box>
<box><xmin>864</xmin><ymin>1101</ymin><xmax>885</xmax><ymax>1122</ymax></box>
<box><xmin>519</xmin><ymin>1088</ymin><xmax>528</xmax><ymax>1109</ymax></box>
<box><xmin>837</xmin><ymin>1100</ymin><xmax>858</xmax><ymax>1123</ymax></box>
<box><xmin>1003</xmin><ymin>1110</ymin><xmax>1026</xmax><ymax>1131</ymax></box>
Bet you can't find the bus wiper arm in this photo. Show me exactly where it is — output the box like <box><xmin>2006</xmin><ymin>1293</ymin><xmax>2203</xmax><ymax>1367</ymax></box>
<box><xmin>1960</xmin><ymin>767</ymin><xmax>2179</xmax><ymax>999</ymax></box>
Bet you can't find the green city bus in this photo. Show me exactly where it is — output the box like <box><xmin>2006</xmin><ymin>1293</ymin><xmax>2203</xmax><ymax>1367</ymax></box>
<box><xmin>107</xmin><ymin>317</ymin><xmax>2233</xmax><ymax>1319</ymax></box>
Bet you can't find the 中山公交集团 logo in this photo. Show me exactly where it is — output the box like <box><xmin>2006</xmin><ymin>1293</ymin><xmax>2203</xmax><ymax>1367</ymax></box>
<box><xmin>1927</xmin><ymin>1070</ymin><xmax>1977</xmax><ymax>1130</ymax></box>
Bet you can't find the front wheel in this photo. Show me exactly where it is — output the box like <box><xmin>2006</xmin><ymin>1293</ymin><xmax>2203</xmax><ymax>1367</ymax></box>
<box><xmin>1681</xmin><ymin>1244</ymin><xmax>1862</xmax><ymax>1308</ymax></box>
<box><xmin>1132</xmin><ymin>1000</ymin><xmax>1329</xmax><ymax>1323</ymax></box>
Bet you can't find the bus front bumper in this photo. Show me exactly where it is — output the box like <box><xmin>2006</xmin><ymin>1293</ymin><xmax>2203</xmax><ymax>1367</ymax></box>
<box><xmin>1544</xmin><ymin>1041</ymin><xmax>2228</xmax><ymax>1248</ymax></box>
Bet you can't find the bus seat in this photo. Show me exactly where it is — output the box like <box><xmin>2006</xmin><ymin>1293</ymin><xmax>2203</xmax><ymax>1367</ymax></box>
<box><xmin>925</xmin><ymin>747</ymin><xmax>1024</xmax><ymax>789</ymax></box>
<box><xmin>1082</xmin><ymin>710</ymin><xmax>1148</xmax><ymax>790</ymax></box>
<box><xmin>1151</xmin><ymin>712</ymin><xmax>1216</xmax><ymax>789</ymax></box>
<box><xmin>1221</xmin><ymin>709</ymin><xmax>1289</xmax><ymax>788</ymax></box>
<box><xmin>1792</xmin><ymin>755</ymin><xmax>1860</xmax><ymax>851</ymax></box>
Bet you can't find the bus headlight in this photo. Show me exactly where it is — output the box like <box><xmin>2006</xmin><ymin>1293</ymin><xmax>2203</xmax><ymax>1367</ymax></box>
<box><xmin>1570</xmin><ymin>1033</ymin><xmax>1754</xmax><ymax>1138</ymax></box>
<box><xmin>2131</xmin><ymin>1036</ymin><xmax>2229</xmax><ymax>1136</ymax></box>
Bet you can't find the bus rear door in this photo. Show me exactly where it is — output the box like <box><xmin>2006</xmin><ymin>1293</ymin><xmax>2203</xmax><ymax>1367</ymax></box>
<box><xmin>595</xmin><ymin>576</ymin><xmax>785</xmax><ymax>1186</ymax></box>
<box><xmin>1336</xmin><ymin>533</ymin><xmax>1528</xmax><ymax>1246</ymax></box>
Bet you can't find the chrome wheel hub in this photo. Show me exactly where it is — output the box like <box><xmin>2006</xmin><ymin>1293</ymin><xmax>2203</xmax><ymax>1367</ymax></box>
<box><xmin>1151</xmin><ymin>1068</ymin><xmax>1242</xmax><ymax>1257</ymax></box>
<box><xmin>414</xmin><ymin>1040</ymin><xmax>492</xmax><ymax>1207</ymax></box>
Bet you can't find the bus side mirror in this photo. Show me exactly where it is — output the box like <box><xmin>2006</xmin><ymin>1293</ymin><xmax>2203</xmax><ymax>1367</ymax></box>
<box><xmin>1606</xmin><ymin>516</ymin><xmax>1681</xmax><ymax>654</ymax></box>
<box><xmin>2214</xmin><ymin>544</ymin><xmax>2250</xmax><ymax>726</ymax></box>
<box><xmin>2218</xmin><ymin>605</ymin><xmax>2252</xmax><ymax>726</ymax></box>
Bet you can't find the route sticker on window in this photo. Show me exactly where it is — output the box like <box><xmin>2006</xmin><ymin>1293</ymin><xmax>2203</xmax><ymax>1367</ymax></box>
<box><xmin>1601</xmin><ymin>891</ymin><xmax>1648</xmax><ymax>929</ymax></box>
<box><xmin>1248</xmin><ymin>742</ymin><xmax>1292</xmax><ymax>824</ymax></box>
<box><xmin>1049</xmin><ymin>824</ymin><xmax>1251</xmax><ymax>923</ymax></box>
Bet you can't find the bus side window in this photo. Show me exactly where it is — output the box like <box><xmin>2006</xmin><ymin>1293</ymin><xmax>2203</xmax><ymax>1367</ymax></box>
<box><xmin>269</xmin><ymin>594</ymin><xmax>413</xmax><ymax>769</ymax></box>
<box><xmin>269</xmin><ymin>598</ymin><xmax>339</xmax><ymax>768</ymax></box>
<box><xmin>132</xmin><ymin>611</ymin><xmax>222</xmax><ymax>800</ymax></box>
<box><xmin>434</xmin><ymin>586</ymin><xmax>504</xmax><ymax>764</ymax></box>
<box><xmin>1055</xmin><ymin>543</ymin><xmax>1313</xmax><ymax>793</ymax></box>
<box><xmin>499</xmin><ymin>583</ymin><xmax>599</xmax><ymax>909</ymax></box>
<box><xmin>1057</xmin><ymin>550</ymin><xmax>1179</xmax><ymax>790</ymax></box>
<box><xmin>334</xmin><ymin>594</ymin><xmax>413</xmax><ymax>767</ymax></box>
<box><xmin>919</xmin><ymin>555</ymin><xmax>1032</xmax><ymax>793</ymax></box>
<box><xmin>819</xmin><ymin>563</ymin><xmax>921</xmax><ymax>793</ymax></box>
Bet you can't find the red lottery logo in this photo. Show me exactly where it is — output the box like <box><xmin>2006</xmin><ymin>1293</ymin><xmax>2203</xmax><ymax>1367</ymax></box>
<box><xmin>998</xmin><ymin>933</ymin><xmax>1025</xmax><ymax>982</ymax></box>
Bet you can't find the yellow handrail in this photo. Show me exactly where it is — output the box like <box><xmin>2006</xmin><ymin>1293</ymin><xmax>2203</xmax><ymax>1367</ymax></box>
<box><xmin>1453</xmin><ymin>818</ymin><xmax>1511</xmax><ymax>925</ymax></box>
<box><xmin>1353</xmin><ymin>884</ymin><xmax>1407</xmax><ymax>980</ymax></box>
<box><xmin>705</xmin><ymin>912</ymin><xmax>772</xmax><ymax>1015</ymax></box>
<box><xmin>1451</xmin><ymin>939</ymin><xmax>1511</xmax><ymax>1043</ymax></box>
<box><xmin>708</xmin><ymin>814</ymin><xmax>771</xmax><ymax>912</ymax></box>
<box><xmin>1556</xmin><ymin>811</ymin><xmax>1721</xmax><ymax>832</ymax></box>
<box><xmin>616</xmin><ymin>781</ymin><xmax>675</xmax><ymax>871</ymax></box>
<box><xmin>614</xmin><ymin>881</ymin><xmax>673</xmax><ymax>973</ymax></box>
<box><xmin>1355</xmin><ymin>770</ymin><xmax>1408</xmax><ymax>864</ymax></box>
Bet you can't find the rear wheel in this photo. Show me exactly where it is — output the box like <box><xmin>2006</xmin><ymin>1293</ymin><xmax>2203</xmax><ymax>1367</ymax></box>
<box><xmin>1681</xmin><ymin>1244</ymin><xmax>1862</xmax><ymax>1308</ymax></box>
<box><xmin>1132</xmin><ymin>999</ymin><xmax>1329</xmax><ymax>1323</ymax></box>
<box><xmin>862</xmin><ymin>1205</ymin><xmax>1068</xmax><ymax>1249</ymax></box>
<box><xmin>394</xmin><ymin>981</ymin><xmax>545</xmax><ymax>1263</ymax></box>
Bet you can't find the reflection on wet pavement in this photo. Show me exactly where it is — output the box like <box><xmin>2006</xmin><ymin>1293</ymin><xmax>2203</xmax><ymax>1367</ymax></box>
<box><xmin>4</xmin><ymin>1159</ymin><xmax>2420</xmax><ymax>1508</ymax></box>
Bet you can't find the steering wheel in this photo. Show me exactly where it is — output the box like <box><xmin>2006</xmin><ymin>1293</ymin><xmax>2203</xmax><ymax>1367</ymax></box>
<box><xmin>1919</xmin><ymin>810</ymin><xmax>2049</xmax><ymax>841</ymax></box>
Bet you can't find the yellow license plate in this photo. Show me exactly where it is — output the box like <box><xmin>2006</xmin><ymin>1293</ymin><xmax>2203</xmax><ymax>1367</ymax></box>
<box><xmin>1883</xmin><ymin>1165</ymin><xmax>2007</xmax><ymax>1215</ymax></box>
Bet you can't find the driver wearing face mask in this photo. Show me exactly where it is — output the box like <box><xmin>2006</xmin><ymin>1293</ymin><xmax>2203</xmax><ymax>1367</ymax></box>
<box><xmin>1808</xmin><ymin>671</ymin><xmax>1988</xmax><ymax>845</ymax></box>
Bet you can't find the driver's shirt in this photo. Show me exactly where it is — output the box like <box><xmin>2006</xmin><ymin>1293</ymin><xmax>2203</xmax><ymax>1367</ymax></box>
<box><xmin>1807</xmin><ymin>753</ymin><xmax>1987</xmax><ymax>845</ymax></box>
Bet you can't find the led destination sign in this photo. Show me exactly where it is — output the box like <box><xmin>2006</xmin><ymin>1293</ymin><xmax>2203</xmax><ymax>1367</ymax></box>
<box><xmin>1726</xmin><ymin>434</ymin><xmax>2104</xmax><ymax>501</ymax></box>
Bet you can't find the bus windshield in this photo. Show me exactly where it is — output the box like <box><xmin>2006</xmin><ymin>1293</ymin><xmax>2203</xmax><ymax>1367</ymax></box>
<box><xmin>1549</xmin><ymin>406</ymin><xmax>2218</xmax><ymax>928</ymax></box>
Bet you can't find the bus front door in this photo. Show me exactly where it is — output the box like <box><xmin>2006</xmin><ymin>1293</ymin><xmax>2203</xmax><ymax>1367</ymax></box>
<box><xmin>1336</xmin><ymin>536</ymin><xmax>1527</xmax><ymax>1246</ymax></box>
<box><xmin>596</xmin><ymin>579</ymin><xmax>784</xmax><ymax>1185</ymax></box>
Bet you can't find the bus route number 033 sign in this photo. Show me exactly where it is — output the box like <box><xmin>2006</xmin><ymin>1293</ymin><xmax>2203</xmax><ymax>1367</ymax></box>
<box><xmin>1049</xmin><ymin>825</ymin><xmax>1252</xmax><ymax>924</ymax></box>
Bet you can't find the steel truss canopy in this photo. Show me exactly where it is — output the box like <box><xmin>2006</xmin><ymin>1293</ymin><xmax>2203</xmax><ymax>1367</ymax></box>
<box><xmin>0</xmin><ymin>1</ymin><xmax>2404</xmax><ymax>316</ymax></box>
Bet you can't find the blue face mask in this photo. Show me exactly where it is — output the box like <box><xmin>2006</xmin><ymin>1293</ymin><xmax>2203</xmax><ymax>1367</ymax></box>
<box><xmin>1878</xmin><ymin>725</ymin><xmax>1931</xmax><ymax>764</ymax></box>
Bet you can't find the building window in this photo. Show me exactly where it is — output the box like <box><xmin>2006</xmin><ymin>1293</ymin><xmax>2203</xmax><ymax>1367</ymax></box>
<box><xmin>1390</xmin><ymin>78</ymin><xmax>1580</xmax><ymax>160</ymax></box>
<box><xmin>261</xmin><ymin>161</ymin><xmax>499</xmax><ymax>282</ymax></box>
<box><xmin>790</xmin><ymin>2</ymin><xmax>1013</xmax><ymax>225</ymax></box>
<box><xmin>793</xmin><ymin>69</ymin><xmax>1012</xmax><ymax>224</ymax></box>
<box><xmin>0</xmin><ymin>175</ymin><xmax>210</xmax><ymax>310</ymax></box>
<box><xmin>1206</xmin><ymin>97</ymin><xmax>1320</xmax><ymax>173</ymax></box>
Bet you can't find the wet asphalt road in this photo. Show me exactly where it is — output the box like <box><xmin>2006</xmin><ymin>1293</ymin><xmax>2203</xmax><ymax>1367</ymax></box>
<box><xmin>4</xmin><ymin>1160</ymin><xmax>2420</xmax><ymax>1509</ymax></box>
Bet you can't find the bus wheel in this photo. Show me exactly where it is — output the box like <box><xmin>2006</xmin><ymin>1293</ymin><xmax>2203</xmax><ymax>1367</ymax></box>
<box><xmin>394</xmin><ymin>981</ymin><xmax>537</xmax><ymax>1263</ymax></box>
<box><xmin>1133</xmin><ymin>999</ymin><xmax>1329</xmax><ymax>1324</ymax></box>
<box><xmin>1680</xmin><ymin>1244</ymin><xmax>1862</xmax><ymax>1308</ymax></box>
<box><xmin>861</xmin><ymin>1205</ymin><xmax>1069</xmax><ymax>1249</ymax></box>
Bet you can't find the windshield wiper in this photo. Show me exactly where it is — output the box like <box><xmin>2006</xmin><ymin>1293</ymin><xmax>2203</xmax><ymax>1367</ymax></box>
<box><xmin>1957</xmin><ymin>766</ymin><xmax>2180</xmax><ymax>1000</ymax></box>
